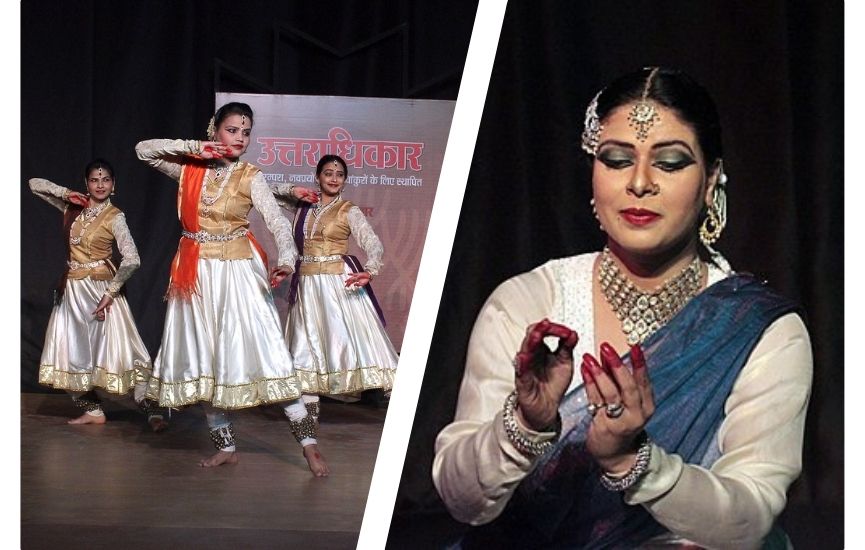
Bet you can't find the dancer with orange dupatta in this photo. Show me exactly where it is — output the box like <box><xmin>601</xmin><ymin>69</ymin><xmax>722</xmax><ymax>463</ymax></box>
<box><xmin>136</xmin><ymin>102</ymin><xmax>328</xmax><ymax>475</ymax></box>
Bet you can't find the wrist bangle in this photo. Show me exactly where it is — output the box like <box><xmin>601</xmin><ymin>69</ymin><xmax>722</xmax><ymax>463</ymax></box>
<box><xmin>598</xmin><ymin>432</ymin><xmax>652</xmax><ymax>491</ymax></box>
<box><xmin>502</xmin><ymin>390</ymin><xmax>559</xmax><ymax>457</ymax></box>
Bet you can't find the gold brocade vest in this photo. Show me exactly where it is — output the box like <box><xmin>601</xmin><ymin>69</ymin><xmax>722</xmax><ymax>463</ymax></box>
<box><xmin>184</xmin><ymin>161</ymin><xmax>259</xmax><ymax>260</ymax></box>
<box><xmin>298</xmin><ymin>199</ymin><xmax>353</xmax><ymax>275</ymax></box>
<box><xmin>67</xmin><ymin>204</ymin><xmax>119</xmax><ymax>280</ymax></box>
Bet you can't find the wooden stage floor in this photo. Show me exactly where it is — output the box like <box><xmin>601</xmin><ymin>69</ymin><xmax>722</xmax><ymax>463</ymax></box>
<box><xmin>21</xmin><ymin>392</ymin><xmax>387</xmax><ymax>549</ymax></box>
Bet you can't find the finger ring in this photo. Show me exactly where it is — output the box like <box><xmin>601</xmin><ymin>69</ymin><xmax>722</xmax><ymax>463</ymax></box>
<box><xmin>605</xmin><ymin>402</ymin><xmax>625</xmax><ymax>419</ymax></box>
<box><xmin>587</xmin><ymin>402</ymin><xmax>604</xmax><ymax>416</ymax></box>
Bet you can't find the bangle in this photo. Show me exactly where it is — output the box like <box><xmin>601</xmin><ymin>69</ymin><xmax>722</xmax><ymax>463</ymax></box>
<box><xmin>598</xmin><ymin>432</ymin><xmax>652</xmax><ymax>491</ymax></box>
<box><xmin>502</xmin><ymin>390</ymin><xmax>559</xmax><ymax>457</ymax></box>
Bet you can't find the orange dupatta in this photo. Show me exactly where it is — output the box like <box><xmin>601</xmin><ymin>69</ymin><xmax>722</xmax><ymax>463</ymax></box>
<box><xmin>166</xmin><ymin>162</ymin><xmax>269</xmax><ymax>300</ymax></box>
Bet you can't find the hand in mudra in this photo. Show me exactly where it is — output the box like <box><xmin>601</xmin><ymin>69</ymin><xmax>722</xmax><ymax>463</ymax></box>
<box><xmin>269</xmin><ymin>266</ymin><xmax>293</xmax><ymax>288</ymax></box>
<box><xmin>67</xmin><ymin>191</ymin><xmax>89</xmax><ymax>207</ymax></box>
<box><xmin>513</xmin><ymin>319</ymin><xmax>579</xmax><ymax>431</ymax></box>
<box><xmin>291</xmin><ymin>186</ymin><xmax>320</xmax><ymax>203</ymax></box>
<box><xmin>92</xmin><ymin>295</ymin><xmax>113</xmax><ymax>322</ymax></box>
<box><xmin>199</xmin><ymin>141</ymin><xmax>230</xmax><ymax>160</ymax></box>
<box><xmin>580</xmin><ymin>342</ymin><xmax>654</xmax><ymax>473</ymax></box>
<box><xmin>344</xmin><ymin>272</ymin><xmax>371</xmax><ymax>289</ymax></box>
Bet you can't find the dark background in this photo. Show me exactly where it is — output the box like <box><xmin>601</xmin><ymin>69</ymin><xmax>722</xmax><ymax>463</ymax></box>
<box><xmin>21</xmin><ymin>0</ymin><xmax>478</xmax><ymax>390</ymax></box>
<box><xmin>390</xmin><ymin>1</ymin><xmax>843</xmax><ymax>548</ymax></box>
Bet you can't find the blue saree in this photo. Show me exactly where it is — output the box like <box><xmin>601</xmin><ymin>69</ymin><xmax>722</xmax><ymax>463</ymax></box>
<box><xmin>460</xmin><ymin>274</ymin><xmax>800</xmax><ymax>549</ymax></box>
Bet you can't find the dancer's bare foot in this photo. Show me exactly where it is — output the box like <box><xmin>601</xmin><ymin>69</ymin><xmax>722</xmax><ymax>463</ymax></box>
<box><xmin>303</xmin><ymin>444</ymin><xmax>329</xmax><ymax>477</ymax></box>
<box><xmin>199</xmin><ymin>450</ymin><xmax>238</xmax><ymax>467</ymax></box>
<box><xmin>148</xmin><ymin>416</ymin><xmax>169</xmax><ymax>433</ymax></box>
<box><xmin>67</xmin><ymin>412</ymin><xmax>106</xmax><ymax>425</ymax></box>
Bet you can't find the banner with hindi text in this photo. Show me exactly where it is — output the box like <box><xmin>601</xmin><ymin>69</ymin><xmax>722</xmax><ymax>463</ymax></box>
<box><xmin>217</xmin><ymin>93</ymin><xmax>455</xmax><ymax>351</ymax></box>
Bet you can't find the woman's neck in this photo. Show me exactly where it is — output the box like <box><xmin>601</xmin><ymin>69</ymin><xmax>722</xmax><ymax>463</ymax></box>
<box><xmin>319</xmin><ymin>193</ymin><xmax>339</xmax><ymax>206</ymax></box>
<box><xmin>606</xmin><ymin>239</ymin><xmax>701</xmax><ymax>290</ymax></box>
<box><xmin>87</xmin><ymin>198</ymin><xmax>108</xmax><ymax>209</ymax></box>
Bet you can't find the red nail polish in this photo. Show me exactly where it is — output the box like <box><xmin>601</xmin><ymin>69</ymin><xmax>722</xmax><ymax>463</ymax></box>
<box><xmin>580</xmin><ymin>360</ymin><xmax>594</xmax><ymax>383</ymax></box>
<box><xmin>600</xmin><ymin>342</ymin><xmax>623</xmax><ymax>368</ymax></box>
<box><xmin>631</xmin><ymin>344</ymin><xmax>645</xmax><ymax>369</ymax></box>
<box><xmin>583</xmin><ymin>353</ymin><xmax>603</xmax><ymax>373</ymax></box>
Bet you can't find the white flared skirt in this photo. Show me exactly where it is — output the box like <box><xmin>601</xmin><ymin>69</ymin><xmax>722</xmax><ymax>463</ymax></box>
<box><xmin>287</xmin><ymin>267</ymin><xmax>398</xmax><ymax>395</ymax></box>
<box><xmin>38</xmin><ymin>278</ymin><xmax>151</xmax><ymax>395</ymax></box>
<box><xmin>145</xmin><ymin>254</ymin><xmax>302</xmax><ymax>409</ymax></box>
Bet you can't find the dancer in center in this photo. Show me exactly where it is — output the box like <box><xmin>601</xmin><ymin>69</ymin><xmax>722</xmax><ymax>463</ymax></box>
<box><xmin>135</xmin><ymin>102</ymin><xmax>328</xmax><ymax>475</ymax></box>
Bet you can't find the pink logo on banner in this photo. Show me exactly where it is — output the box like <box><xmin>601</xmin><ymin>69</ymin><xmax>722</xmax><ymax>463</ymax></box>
<box><xmin>257</xmin><ymin>127</ymin><xmax>425</xmax><ymax>171</ymax></box>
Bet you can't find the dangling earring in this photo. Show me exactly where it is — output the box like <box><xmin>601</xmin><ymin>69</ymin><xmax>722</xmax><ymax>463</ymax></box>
<box><xmin>699</xmin><ymin>206</ymin><xmax>722</xmax><ymax>245</ymax></box>
<box><xmin>590</xmin><ymin>197</ymin><xmax>604</xmax><ymax>231</ymax></box>
<box><xmin>206</xmin><ymin>116</ymin><xmax>216</xmax><ymax>140</ymax></box>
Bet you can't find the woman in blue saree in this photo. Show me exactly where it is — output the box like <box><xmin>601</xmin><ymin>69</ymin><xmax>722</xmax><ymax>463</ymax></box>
<box><xmin>432</xmin><ymin>67</ymin><xmax>812</xmax><ymax>548</ymax></box>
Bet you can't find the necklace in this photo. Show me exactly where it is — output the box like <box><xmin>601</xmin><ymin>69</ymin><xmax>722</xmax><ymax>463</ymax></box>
<box><xmin>70</xmin><ymin>200</ymin><xmax>111</xmax><ymax>245</ymax></box>
<box><xmin>306</xmin><ymin>195</ymin><xmax>341</xmax><ymax>238</ymax></box>
<box><xmin>201</xmin><ymin>160</ymin><xmax>240</xmax><ymax>215</ymax></box>
<box><xmin>598</xmin><ymin>247</ymin><xmax>703</xmax><ymax>345</ymax></box>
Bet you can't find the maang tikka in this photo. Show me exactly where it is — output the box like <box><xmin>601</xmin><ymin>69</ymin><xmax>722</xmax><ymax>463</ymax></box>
<box><xmin>627</xmin><ymin>67</ymin><xmax>661</xmax><ymax>142</ymax></box>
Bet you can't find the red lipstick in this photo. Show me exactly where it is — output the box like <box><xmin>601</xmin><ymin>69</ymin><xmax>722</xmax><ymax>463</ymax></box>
<box><xmin>620</xmin><ymin>208</ymin><xmax>661</xmax><ymax>226</ymax></box>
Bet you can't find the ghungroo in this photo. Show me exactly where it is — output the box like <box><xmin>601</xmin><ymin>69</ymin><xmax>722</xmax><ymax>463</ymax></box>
<box><xmin>288</xmin><ymin>414</ymin><xmax>317</xmax><ymax>443</ymax></box>
<box><xmin>305</xmin><ymin>401</ymin><xmax>320</xmax><ymax>420</ymax></box>
<box><xmin>209</xmin><ymin>424</ymin><xmax>236</xmax><ymax>450</ymax></box>
<box><xmin>73</xmin><ymin>393</ymin><xmax>102</xmax><ymax>413</ymax></box>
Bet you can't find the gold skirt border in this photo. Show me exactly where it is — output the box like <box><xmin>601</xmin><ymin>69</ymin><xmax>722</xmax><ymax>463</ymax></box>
<box><xmin>38</xmin><ymin>361</ymin><xmax>152</xmax><ymax>395</ymax></box>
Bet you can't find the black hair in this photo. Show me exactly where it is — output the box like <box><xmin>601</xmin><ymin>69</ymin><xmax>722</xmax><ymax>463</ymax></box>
<box><xmin>316</xmin><ymin>154</ymin><xmax>348</xmax><ymax>178</ymax></box>
<box><xmin>213</xmin><ymin>102</ymin><xmax>254</xmax><ymax>129</ymax></box>
<box><xmin>594</xmin><ymin>67</ymin><xmax>723</xmax><ymax>169</ymax></box>
<box><xmin>84</xmin><ymin>158</ymin><xmax>115</xmax><ymax>180</ymax></box>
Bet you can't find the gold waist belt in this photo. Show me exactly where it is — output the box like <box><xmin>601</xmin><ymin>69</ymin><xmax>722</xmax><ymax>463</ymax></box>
<box><xmin>301</xmin><ymin>254</ymin><xmax>343</xmax><ymax>263</ymax></box>
<box><xmin>68</xmin><ymin>259</ymin><xmax>107</xmax><ymax>269</ymax></box>
<box><xmin>182</xmin><ymin>228</ymin><xmax>248</xmax><ymax>243</ymax></box>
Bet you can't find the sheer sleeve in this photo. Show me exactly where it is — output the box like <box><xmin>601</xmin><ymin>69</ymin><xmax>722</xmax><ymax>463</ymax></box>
<box><xmin>105</xmin><ymin>213</ymin><xmax>141</xmax><ymax>297</ymax></box>
<box><xmin>346</xmin><ymin>206</ymin><xmax>384</xmax><ymax>276</ymax></box>
<box><xmin>251</xmin><ymin>171</ymin><xmax>297</xmax><ymax>267</ymax></box>
<box><xmin>432</xmin><ymin>264</ymin><xmax>559</xmax><ymax>525</ymax></box>
<box><xmin>622</xmin><ymin>313</ymin><xmax>812</xmax><ymax>549</ymax></box>
<box><xmin>28</xmin><ymin>178</ymin><xmax>70</xmax><ymax>212</ymax></box>
<box><xmin>135</xmin><ymin>139</ymin><xmax>201</xmax><ymax>181</ymax></box>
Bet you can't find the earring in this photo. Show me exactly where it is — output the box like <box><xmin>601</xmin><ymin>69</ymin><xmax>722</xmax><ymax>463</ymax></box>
<box><xmin>699</xmin><ymin>206</ymin><xmax>723</xmax><ymax>246</ymax></box>
<box><xmin>590</xmin><ymin>198</ymin><xmax>604</xmax><ymax>231</ymax></box>
<box><xmin>206</xmin><ymin>116</ymin><xmax>216</xmax><ymax>140</ymax></box>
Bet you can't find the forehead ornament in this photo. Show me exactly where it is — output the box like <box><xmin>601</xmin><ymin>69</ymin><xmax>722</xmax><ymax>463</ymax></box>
<box><xmin>580</xmin><ymin>90</ymin><xmax>604</xmax><ymax>156</ymax></box>
<box><xmin>627</xmin><ymin>67</ymin><xmax>661</xmax><ymax>142</ymax></box>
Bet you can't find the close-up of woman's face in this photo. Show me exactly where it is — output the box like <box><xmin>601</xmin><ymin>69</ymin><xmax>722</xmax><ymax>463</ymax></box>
<box><xmin>85</xmin><ymin>167</ymin><xmax>114</xmax><ymax>202</ymax></box>
<box><xmin>214</xmin><ymin>113</ymin><xmax>252</xmax><ymax>158</ymax></box>
<box><xmin>317</xmin><ymin>161</ymin><xmax>347</xmax><ymax>196</ymax></box>
<box><xmin>592</xmin><ymin>103</ymin><xmax>715</xmax><ymax>258</ymax></box>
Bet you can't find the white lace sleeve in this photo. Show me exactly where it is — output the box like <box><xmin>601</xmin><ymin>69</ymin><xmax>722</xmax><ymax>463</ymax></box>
<box><xmin>106</xmin><ymin>213</ymin><xmax>141</xmax><ymax>297</ymax></box>
<box><xmin>251</xmin><ymin>172</ymin><xmax>297</xmax><ymax>267</ymax></box>
<box><xmin>135</xmin><ymin>139</ymin><xmax>201</xmax><ymax>181</ymax></box>
<box><xmin>29</xmin><ymin>178</ymin><xmax>70</xmax><ymax>212</ymax></box>
<box><xmin>346</xmin><ymin>206</ymin><xmax>384</xmax><ymax>276</ymax></box>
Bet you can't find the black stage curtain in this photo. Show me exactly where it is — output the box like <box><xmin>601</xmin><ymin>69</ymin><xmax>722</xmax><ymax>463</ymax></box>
<box><xmin>390</xmin><ymin>1</ymin><xmax>843</xmax><ymax>547</ymax></box>
<box><xmin>21</xmin><ymin>0</ymin><xmax>478</xmax><ymax>389</ymax></box>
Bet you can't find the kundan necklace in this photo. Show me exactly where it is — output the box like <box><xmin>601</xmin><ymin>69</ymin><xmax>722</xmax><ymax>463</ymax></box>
<box><xmin>598</xmin><ymin>247</ymin><xmax>703</xmax><ymax>345</ymax></box>
<box><xmin>201</xmin><ymin>160</ymin><xmax>240</xmax><ymax>215</ymax></box>
<box><xmin>70</xmin><ymin>200</ymin><xmax>111</xmax><ymax>245</ymax></box>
